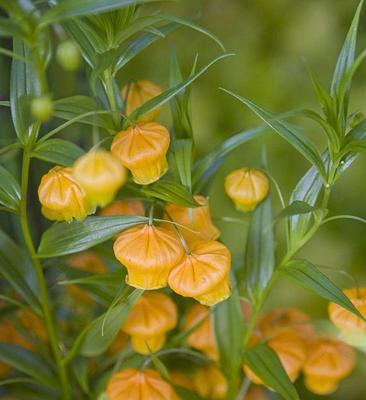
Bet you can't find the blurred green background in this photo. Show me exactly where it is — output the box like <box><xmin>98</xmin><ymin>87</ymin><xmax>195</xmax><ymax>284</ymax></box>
<box><xmin>1</xmin><ymin>0</ymin><xmax>366</xmax><ymax>398</ymax></box>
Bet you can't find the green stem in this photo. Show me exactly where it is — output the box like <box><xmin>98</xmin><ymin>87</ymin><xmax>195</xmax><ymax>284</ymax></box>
<box><xmin>104</xmin><ymin>68</ymin><xmax>120</xmax><ymax>129</ymax></box>
<box><xmin>20</xmin><ymin>142</ymin><xmax>70</xmax><ymax>399</ymax></box>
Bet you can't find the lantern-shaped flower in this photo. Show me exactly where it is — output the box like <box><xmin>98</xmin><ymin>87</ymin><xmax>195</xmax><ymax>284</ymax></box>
<box><xmin>114</xmin><ymin>224</ymin><xmax>184</xmax><ymax>290</ymax></box>
<box><xmin>328</xmin><ymin>287</ymin><xmax>366</xmax><ymax>345</ymax></box>
<box><xmin>38</xmin><ymin>166</ymin><xmax>93</xmax><ymax>222</ymax></box>
<box><xmin>163</xmin><ymin>195</ymin><xmax>220</xmax><ymax>243</ymax></box>
<box><xmin>121</xmin><ymin>80</ymin><xmax>162</xmax><ymax>122</ymax></box>
<box><xmin>168</xmin><ymin>240</ymin><xmax>231</xmax><ymax>306</ymax></box>
<box><xmin>67</xmin><ymin>251</ymin><xmax>107</xmax><ymax>304</ymax></box>
<box><xmin>193</xmin><ymin>367</ymin><xmax>227</xmax><ymax>399</ymax></box>
<box><xmin>121</xmin><ymin>292</ymin><xmax>177</xmax><ymax>354</ymax></box>
<box><xmin>111</xmin><ymin>122</ymin><xmax>170</xmax><ymax>185</ymax></box>
<box><xmin>18</xmin><ymin>310</ymin><xmax>48</xmax><ymax>343</ymax></box>
<box><xmin>170</xmin><ymin>371</ymin><xmax>194</xmax><ymax>390</ymax></box>
<box><xmin>183</xmin><ymin>304</ymin><xmax>218</xmax><ymax>360</ymax></box>
<box><xmin>99</xmin><ymin>200</ymin><xmax>145</xmax><ymax>217</ymax></box>
<box><xmin>244</xmin><ymin>329</ymin><xmax>306</xmax><ymax>384</ymax></box>
<box><xmin>107</xmin><ymin>368</ymin><xmax>178</xmax><ymax>400</ymax></box>
<box><xmin>73</xmin><ymin>149</ymin><xmax>127</xmax><ymax>208</ymax></box>
<box><xmin>225</xmin><ymin>168</ymin><xmax>269</xmax><ymax>212</ymax></box>
<box><xmin>258</xmin><ymin>308</ymin><xmax>315</xmax><ymax>343</ymax></box>
<box><xmin>303</xmin><ymin>337</ymin><xmax>355</xmax><ymax>395</ymax></box>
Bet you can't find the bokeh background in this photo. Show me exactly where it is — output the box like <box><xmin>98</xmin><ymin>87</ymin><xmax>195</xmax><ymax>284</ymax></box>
<box><xmin>1</xmin><ymin>0</ymin><xmax>366</xmax><ymax>398</ymax></box>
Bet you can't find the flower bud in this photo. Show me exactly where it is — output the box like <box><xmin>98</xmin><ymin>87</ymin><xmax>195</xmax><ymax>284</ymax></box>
<box><xmin>184</xmin><ymin>304</ymin><xmax>218</xmax><ymax>360</ymax></box>
<box><xmin>67</xmin><ymin>251</ymin><xmax>107</xmax><ymax>304</ymax></box>
<box><xmin>303</xmin><ymin>337</ymin><xmax>355</xmax><ymax>395</ymax></box>
<box><xmin>111</xmin><ymin>122</ymin><xmax>170</xmax><ymax>185</ymax></box>
<box><xmin>38</xmin><ymin>166</ymin><xmax>93</xmax><ymax>222</ymax></box>
<box><xmin>107</xmin><ymin>368</ymin><xmax>178</xmax><ymax>400</ymax></box>
<box><xmin>31</xmin><ymin>94</ymin><xmax>54</xmax><ymax>121</ymax></box>
<box><xmin>73</xmin><ymin>149</ymin><xmax>127</xmax><ymax>208</ymax></box>
<box><xmin>113</xmin><ymin>224</ymin><xmax>185</xmax><ymax>289</ymax></box>
<box><xmin>328</xmin><ymin>287</ymin><xmax>366</xmax><ymax>345</ymax></box>
<box><xmin>99</xmin><ymin>199</ymin><xmax>145</xmax><ymax>217</ymax></box>
<box><xmin>225</xmin><ymin>168</ymin><xmax>269</xmax><ymax>212</ymax></box>
<box><xmin>163</xmin><ymin>195</ymin><xmax>220</xmax><ymax>243</ymax></box>
<box><xmin>168</xmin><ymin>240</ymin><xmax>231</xmax><ymax>306</ymax></box>
<box><xmin>193</xmin><ymin>366</ymin><xmax>227</xmax><ymax>399</ymax></box>
<box><xmin>56</xmin><ymin>40</ymin><xmax>81</xmax><ymax>71</ymax></box>
<box><xmin>122</xmin><ymin>292</ymin><xmax>177</xmax><ymax>354</ymax></box>
<box><xmin>121</xmin><ymin>80</ymin><xmax>162</xmax><ymax>122</ymax></box>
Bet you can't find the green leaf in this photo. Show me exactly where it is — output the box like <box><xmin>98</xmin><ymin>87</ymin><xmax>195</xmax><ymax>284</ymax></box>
<box><xmin>0</xmin><ymin>344</ymin><xmax>58</xmax><ymax>389</ymax></box>
<box><xmin>192</xmin><ymin>127</ymin><xmax>265</xmax><ymax>193</ymax></box>
<box><xmin>331</xmin><ymin>0</ymin><xmax>364</xmax><ymax>97</ymax></box>
<box><xmin>129</xmin><ymin>54</ymin><xmax>234</xmax><ymax>122</ymax></box>
<box><xmin>32</xmin><ymin>139</ymin><xmax>85</xmax><ymax>167</ymax></box>
<box><xmin>282</xmin><ymin>259</ymin><xmax>366</xmax><ymax>321</ymax></box>
<box><xmin>77</xmin><ymin>289</ymin><xmax>142</xmax><ymax>357</ymax></box>
<box><xmin>10</xmin><ymin>38</ymin><xmax>40</xmax><ymax>144</ymax></box>
<box><xmin>173</xmin><ymin>139</ymin><xmax>193</xmax><ymax>190</ymax></box>
<box><xmin>37</xmin><ymin>216</ymin><xmax>148</xmax><ymax>258</ymax></box>
<box><xmin>53</xmin><ymin>96</ymin><xmax>114</xmax><ymax>130</ymax></box>
<box><xmin>244</xmin><ymin>196</ymin><xmax>274</xmax><ymax>302</ymax></box>
<box><xmin>243</xmin><ymin>343</ymin><xmax>299</xmax><ymax>400</ymax></box>
<box><xmin>0</xmin><ymin>17</ymin><xmax>22</xmax><ymax>38</ymax></box>
<box><xmin>141</xmin><ymin>181</ymin><xmax>198</xmax><ymax>208</ymax></box>
<box><xmin>40</xmin><ymin>0</ymin><xmax>171</xmax><ymax>24</ymax></box>
<box><xmin>213</xmin><ymin>287</ymin><xmax>244</xmax><ymax>389</ymax></box>
<box><xmin>0</xmin><ymin>229</ymin><xmax>40</xmax><ymax>312</ymax></box>
<box><xmin>220</xmin><ymin>88</ymin><xmax>326</xmax><ymax>179</ymax></box>
<box><xmin>0</xmin><ymin>166</ymin><xmax>20</xmax><ymax>212</ymax></box>
<box><xmin>275</xmin><ymin>200</ymin><xmax>317</xmax><ymax>221</ymax></box>
<box><xmin>174</xmin><ymin>387</ymin><xmax>203</xmax><ymax>400</ymax></box>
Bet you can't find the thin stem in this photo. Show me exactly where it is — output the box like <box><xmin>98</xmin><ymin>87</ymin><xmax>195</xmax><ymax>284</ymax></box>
<box><xmin>20</xmin><ymin>144</ymin><xmax>70</xmax><ymax>399</ymax></box>
<box><xmin>104</xmin><ymin>68</ymin><xmax>120</xmax><ymax>128</ymax></box>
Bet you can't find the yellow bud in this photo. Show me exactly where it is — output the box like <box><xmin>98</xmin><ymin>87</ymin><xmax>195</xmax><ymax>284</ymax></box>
<box><xmin>73</xmin><ymin>149</ymin><xmax>127</xmax><ymax>208</ymax></box>
<box><xmin>111</xmin><ymin>122</ymin><xmax>170</xmax><ymax>185</ymax></box>
<box><xmin>56</xmin><ymin>40</ymin><xmax>81</xmax><ymax>71</ymax></box>
<box><xmin>31</xmin><ymin>95</ymin><xmax>53</xmax><ymax>121</ymax></box>
<box><xmin>121</xmin><ymin>80</ymin><xmax>162</xmax><ymax>122</ymax></box>
<box><xmin>225</xmin><ymin>168</ymin><xmax>269</xmax><ymax>212</ymax></box>
<box><xmin>38</xmin><ymin>166</ymin><xmax>93</xmax><ymax>222</ymax></box>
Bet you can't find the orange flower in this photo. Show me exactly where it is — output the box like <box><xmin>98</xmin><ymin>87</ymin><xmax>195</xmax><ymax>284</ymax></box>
<box><xmin>225</xmin><ymin>168</ymin><xmax>269</xmax><ymax>212</ymax></box>
<box><xmin>328</xmin><ymin>287</ymin><xmax>366</xmax><ymax>345</ymax></box>
<box><xmin>121</xmin><ymin>292</ymin><xmax>177</xmax><ymax>354</ymax></box>
<box><xmin>73</xmin><ymin>149</ymin><xmax>127</xmax><ymax>208</ymax></box>
<box><xmin>168</xmin><ymin>240</ymin><xmax>231</xmax><ymax>306</ymax></box>
<box><xmin>183</xmin><ymin>304</ymin><xmax>218</xmax><ymax>360</ymax></box>
<box><xmin>258</xmin><ymin>308</ymin><xmax>315</xmax><ymax>343</ymax></box>
<box><xmin>244</xmin><ymin>388</ymin><xmax>268</xmax><ymax>400</ymax></box>
<box><xmin>111</xmin><ymin>122</ymin><xmax>170</xmax><ymax>185</ymax></box>
<box><xmin>113</xmin><ymin>224</ymin><xmax>184</xmax><ymax>290</ymax></box>
<box><xmin>99</xmin><ymin>200</ymin><xmax>145</xmax><ymax>217</ymax></box>
<box><xmin>67</xmin><ymin>251</ymin><xmax>107</xmax><ymax>304</ymax></box>
<box><xmin>244</xmin><ymin>330</ymin><xmax>306</xmax><ymax>384</ymax></box>
<box><xmin>170</xmin><ymin>370</ymin><xmax>194</xmax><ymax>390</ymax></box>
<box><xmin>121</xmin><ymin>80</ymin><xmax>162</xmax><ymax>122</ymax></box>
<box><xmin>18</xmin><ymin>310</ymin><xmax>48</xmax><ymax>343</ymax></box>
<box><xmin>163</xmin><ymin>195</ymin><xmax>220</xmax><ymax>243</ymax></box>
<box><xmin>38</xmin><ymin>166</ymin><xmax>93</xmax><ymax>222</ymax></box>
<box><xmin>107</xmin><ymin>368</ymin><xmax>178</xmax><ymax>400</ymax></box>
<box><xmin>303</xmin><ymin>337</ymin><xmax>355</xmax><ymax>395</ymax></box>
<box><xmin>193</xmin><ymin>366</ymin><xmax>227</xmax><ymax>399</ymax></box>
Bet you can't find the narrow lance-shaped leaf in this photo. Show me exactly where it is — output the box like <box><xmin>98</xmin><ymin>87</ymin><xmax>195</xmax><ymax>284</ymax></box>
<box><xmin>275</xmin><ymin>200</ymin><xmax>317</xmax><ymax>222</ymax></box>
<box><xmin>243</xmin><ymin>343</ymin><xmax>300</xmax><ymax>400</ymax></box>
<box><xmin>0</xmin><ymin>166</ymin><xmax>20</xmax><ymax>212</ymax></box>
<box><xmin>173</xmin><ymin>139</ymin><xmax>193</xmax><ymax>191</ymax></box>
<box><xmin>244</xmin><ymin>195</ymin><xmax>274</xmax><ymax>303</ymax></box>
<box><xmin>220</xmin><ymin>88</ymin><xmax>327</xmax><ymax>180</ymax></box>
<box><xmin>129</xmin><ymin>53</ymin><xmax>234</xmax><ymax>122</ymax></box>
<box><xmin>37</xmin><ymin>216</ymin><xmax>148</xmax><ymax>258</ymax></box>
<box><xmin>282</xmin><ymin>259</ymin><xmax>366</xmax><ymax>321</ymax></box>
<box><xmin>213</xmin><ymin>286</ymin><xmax>244</xmax><ymax>388</ymax></box>
<box><xmin>32</xmin><ymin>139</ymin><xmax>85</xmax><ymax>167</ymax></box>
